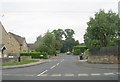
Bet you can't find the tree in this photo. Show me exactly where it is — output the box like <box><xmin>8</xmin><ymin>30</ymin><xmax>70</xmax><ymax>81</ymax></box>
<box><xmin>84</xmin><ymin>10</ymin><xmax>119</xmax><ymax>50</ymax></box>
<box><xmin>64</xmin><ymin>29</ymin><xmax>75</xmax><ymax>39</ymax></box>
<box><xmin>52</xmin><ymin>29</ymin><xmax>64</xmax><ymax>41</ymax></box>
<box><xmin>52</xmin><ymin>29</ymin><xmax>64</xmax><ymax>51</ymax></box>
<box><xmin>60</xmin><ymin>29</ymin><xmax>79</xmax><ymax>52</ymax></box>
<box><xmin>36</xmin><ymin>28</ymin><xmax>79</xmax><ymax>54</ymax></box>
<box><xmin>36</xmin><ymin>31</ymin><xmax>57</xmax><ymax>55</ymax></box>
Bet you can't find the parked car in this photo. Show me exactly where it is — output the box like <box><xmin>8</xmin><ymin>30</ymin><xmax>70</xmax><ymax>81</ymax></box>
<box><xmin>66</xmin><ymin>51</ymin><xmax>71</xmax><ymax>55</ymax></box>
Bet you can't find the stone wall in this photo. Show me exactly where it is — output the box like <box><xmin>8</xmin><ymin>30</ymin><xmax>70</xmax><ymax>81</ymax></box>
<box><xmin>1</xmin><ymin>56</ymin><xmax>32</xmax><ymax>64</ymax></box>
<box><xmin>87</xmin><ymin>46</ymin><xmax>119</xmax><ymax>64</ymax></box>
<box><xmin>1</xmin><ymin>58</ymin><xmax>19</xmax><ymax>64</ymax></box>
<box><xmin>87</xmin><ymin>55</ymin><xmax>119</xmax><ymax>64</ymax></box>
<box><xmin>20</xmin><ymin>56</ymin><xmax>31</xmax><ymax>61</ymax></box>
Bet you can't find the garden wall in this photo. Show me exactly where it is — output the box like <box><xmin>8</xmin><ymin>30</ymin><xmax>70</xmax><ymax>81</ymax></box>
<box><xmin>1</xmin><ymin>57</ymin><xmax>18</xmax><ymax>64</ymax></box>
<box><xmin>87</xmin><ymin>46</ymin><xmax>120</xmax><ymax>64</ymax></box>
<box><xmin>20</xmin><ymin>56</ymin><xmax>31</xmax><ymax>61</ymax></box>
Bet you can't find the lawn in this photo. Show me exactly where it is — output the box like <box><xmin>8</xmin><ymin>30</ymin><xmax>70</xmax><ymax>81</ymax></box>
<box><xmin>1</xmin><ymin>59</ymin><xmax>40</xmax><ymax>66</ymax></box>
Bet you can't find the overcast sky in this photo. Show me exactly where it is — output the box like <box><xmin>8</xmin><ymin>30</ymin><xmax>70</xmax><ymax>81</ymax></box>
<box><xmin>0</xmin><ymin>0</ymin><xmax>119</xmax><ymax>43</ymax></box>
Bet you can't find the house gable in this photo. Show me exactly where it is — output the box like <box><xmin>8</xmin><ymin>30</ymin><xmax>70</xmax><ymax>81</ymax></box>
<box><xmin>8</xmin><ymin>32</ymin><xmax>28</xmax><ymax>52</ymax></box>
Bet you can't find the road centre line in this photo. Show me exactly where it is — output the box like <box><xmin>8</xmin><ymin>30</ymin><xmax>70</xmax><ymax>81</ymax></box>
<box><xmin>50</xmin><ymin>59</ymin><xmax>64</xmax><ymax>69</ymax></box>
<box><xmin>56</xmin><ymin>63</ymin><xmax>60</xmax><ymax>66</ymax></box>
<box><xmin>50</xmin><ymin>65</ymin><xmax>56</xmax><ymax>69</ymax></box>
<box><xmin>39</xmin><ymin>59</ymin><xmax>63</xmax><ymax>75</ymax></box>
<box><xmin>38</xmin><ymin>59</ymin><xmax>63</xmax><ymax>76</ymax></box>
<box><xmin>37</xmin><ymin>70</ymin><xmax>48</xmax><ymax>76</ymax></box>
<box><xmin>60</xmin><ymin>59</ymin><xmax>64</xmax><ymax>63</ymax></box>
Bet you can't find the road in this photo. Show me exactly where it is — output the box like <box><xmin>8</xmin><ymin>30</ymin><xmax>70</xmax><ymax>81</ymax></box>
<box><xmin>2</xmin><ymin>54</ymin><xmax>119</xmax><ymax>80</ymax></box>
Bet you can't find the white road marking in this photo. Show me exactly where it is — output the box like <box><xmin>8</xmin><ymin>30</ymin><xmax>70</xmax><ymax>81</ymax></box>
<box><xmin>39</xmin><ymin>74</ymin><xmax>48</xmax><ymax>76</ymax></box>
<box><xmin>50</xmin><ymin>65</ymin><xmax>56</xmax><ymax>69</ymax></box>
<box><xmin>116</xmin><ymin>72</ymin><xmax>120</xmax><ymax>74</ymax></box>
<box><xmin>60</xmin><ymin>59</ymin><xmax>64</xmax><ymax>63</ymax></box>
<box><xmin>3</xmin><ymin>74</ymin><xmax>34</xmax><ymax>76</ymax></box>
<box><xmin>56</xmin><ymin>63</ymin><xmax>60</xmax><ymax>66</ymax></box>
<box><xmin>64</xmin><ymin>74</ymin><xmax>74</xmax><ymax>76</ymax></box>
<box><xmin>51</xmin><ymin>74</ymin><xmax>61</xmax><ymax>77</ymax></box>
<box><xmin>104</xmin><ymin>73</ymin><xmax>115</xmax><ymax>75</ymax></box>
<box><xmin>24</xmin><ymin>74</ymin><xmax>34</xmax><ymax>76</ymax></box>
<box><xmin>78</xmin><ymin>74</ymin><xmax>88</xmax><ymax>76</ymax></box>
<box><xmin>37</xmin><ymin>70</ymin><xmax>48</xmax><ymax>76</ymax></box>
<box><xmin>3</xmin><ymin>72</ymin><xmax>117</xmax><ymax>77</ymax></box>
<box><xmin>91</xmin><ymin>73</ymin><xmax>101</xmax><ymax>76</ymax></box>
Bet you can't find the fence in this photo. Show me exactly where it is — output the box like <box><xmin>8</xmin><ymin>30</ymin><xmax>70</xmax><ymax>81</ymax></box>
<box><xmin>88</xmin><ymin>45</ymin><xmax>120</xmax><ymax>64</ymax></box>
<box><xmin>90</xmin><ymin>45</ymin><xmax>119</xmax><ymax>56</ymax></box>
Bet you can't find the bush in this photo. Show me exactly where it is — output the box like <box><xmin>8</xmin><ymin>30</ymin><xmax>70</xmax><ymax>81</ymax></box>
<box><xmin>73</xmin><ymin>49</ymin><xmax>81</xmax><ymax>55</ymax></box>
<box><xmin>83</xmin><ymin>49</ymin><xmax>89</xmax><ymax>59</ymax></box>
<box><xmin>20</xmin><ymin>52</ymin><xmax>48</xmax><ymax>59</ymax></box>
<box><xmin>73</xmin><ymin>46</ymin><xmax>88</xmax><ymax>55</ymax></box>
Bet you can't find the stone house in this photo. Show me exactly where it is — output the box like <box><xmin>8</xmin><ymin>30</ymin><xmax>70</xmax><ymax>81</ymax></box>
<box><xmin>8</xmin><ymin>32</ymin><xmax>29</xmax><ymax>53</ymax></box>
<box><xmin>0</xmin><ymin>22</ymin><xmax>29</xmax><ymax>58</ymax></box>
<box><xmin>27</xmin><ymin>43</ymin><xmax>36</xmax><ymax>52</ymax></box>
<box><xmin>0</xmin><ymin>22</ymin><xmax>9</xmax><ymax>57</ymax></box>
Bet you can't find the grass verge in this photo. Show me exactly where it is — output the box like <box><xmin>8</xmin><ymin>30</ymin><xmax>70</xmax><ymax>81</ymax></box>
<box><xmin>1</xmin><ymin>59</ymin><xmax>40</xmax><ymax>66</ymax></box>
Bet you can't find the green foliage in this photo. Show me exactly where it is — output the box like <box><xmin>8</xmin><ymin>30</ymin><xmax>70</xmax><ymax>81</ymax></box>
<box><xmin>60</xmin><ymin>29</ymin><xmax>79</xmax><ymax>53</ymax></box>
<box><xmin>36</xmin><ymin>32</ymin><xmax>57</xmax><ymax>55</ymax></box>
<box><xmin>36</xmin><ymin>29</ymin><xmax>79</xmax><ymax>54</ymax></box>
<box><xmin>64</xmin><ymin>29</ymin><xmax>75</xmax><ymax>39</ymax></box>
<box><xmin>52</xmin><ymin>29</ymin><xmax>64</xmax><ymax>51</ymax></box>
<box><xmin>84</xmin><ymin>10</ymin><xmax>119</xmax><ymax>50</ymax></box>
<box><xmin>73</xmin><ymin>46</ymin><xmax>88</xmax><ymax>55</ymax></box>
<box><xmin>20</xmin><ymin>52</ymin><xmax>48</xmax><ymax>59</ymax></box>
<box><xmin>60</xmin><ymin>38</ymin><xmax>79</xmax><ymax>53</ymax></box>
<box><xmin>52</xmin><ymin>29</ymin><xmax>64</xmax><ymax>41</ymax></box>
<box><xmin>83</xmin><ymin>49</ymin><xmax>89</xmax><ymax>59</ymax></box>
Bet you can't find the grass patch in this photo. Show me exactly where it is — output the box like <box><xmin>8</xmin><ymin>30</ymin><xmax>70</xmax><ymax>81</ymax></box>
<box><xmin>1</xmin><ymin>59</ymin><xmax>40</xmax><ymax>66</ymax></box>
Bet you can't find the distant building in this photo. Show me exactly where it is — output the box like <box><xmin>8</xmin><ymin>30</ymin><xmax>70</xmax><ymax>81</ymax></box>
<box><xmin>27</xmin><ymin>43</ymin><xmax>36</xmax><ymax>52</ymax></box>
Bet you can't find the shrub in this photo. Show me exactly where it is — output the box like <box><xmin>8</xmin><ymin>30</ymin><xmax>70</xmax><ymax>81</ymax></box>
<box><xmin>20</xmin><ymin>52</ymin><xmax>48</xmax><ymax>59</ymax></box>
<box><xmin>83</xmin><ymin>49</ymin><xmax>89</xmax><ymax>59</ymax></box>
<box><xmin>73</xmin><ymin>46</ymin><xmax>88</xmax><ymax>55</ymax></box>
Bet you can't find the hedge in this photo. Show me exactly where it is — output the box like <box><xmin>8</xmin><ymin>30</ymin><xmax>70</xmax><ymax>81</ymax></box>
<box><xmin>20</xmin><ymin>52</ymin><xmax>48</xmax><ymax>59</ymax></box>
<box><xmin>73</xmin><ymin>46</ymin><xmax>88</xmax><ymax>55</ymax></box>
